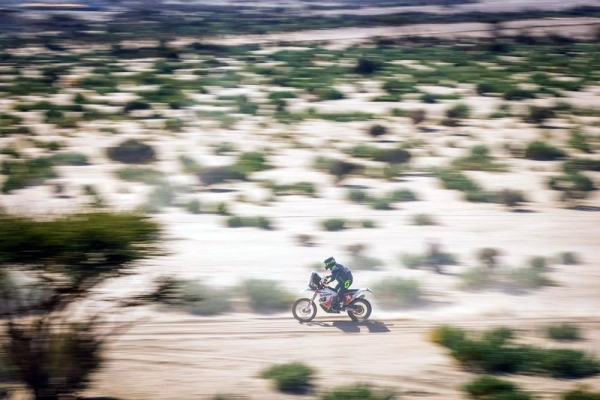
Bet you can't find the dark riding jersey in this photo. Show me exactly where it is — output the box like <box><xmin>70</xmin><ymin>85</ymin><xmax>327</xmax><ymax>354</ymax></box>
<box><xmin>328</xmin><ymin>263</ymin><xmax>353</xmax><ymax>285</ymax></box>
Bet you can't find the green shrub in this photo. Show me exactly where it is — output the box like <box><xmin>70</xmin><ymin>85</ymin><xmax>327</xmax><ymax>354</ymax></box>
<box><xmin>348</xmin><ymin>144</ymin><xmax>379</xmax><ymax>159</ymax></box>
<box><xmin>452</xmin><ymin>145</ymin><xmax>504</xmax><ymax>172</ymax></box>
<box><xmin>447</xmin><ymin>103</ymin><xmax>470</xmax><ymax>120</ymax></box>
<box><xmin>525</xmin><ymin>106</ymin><xmax>556</xmax><ymax>125</ymax></box>
<box><xmin>477</xmin><ymin>248</ymin><xmax>500</xmax><ymax>268</ymax></box>
<box><xmin>371</xmin><ymin>197</ymin><xmax>392</xmax><ymax>210</ymax></box>
<box><xmin>430</xmin><ymin>326</ymin><xmax>466</xmax><ymax>348</ymax></box>
<box><xmin>410</xmin><ymin>213</ymin><xmax>435</xmax><ymax>225</ymax></box>
<box><xmin>123</xmin><ymin>100</ymin><xmax>151</xmax><ymax>113</ymax></box>
<box><xmin>548</xmin><ymin>173</ymin><xmax>595</xmax><ymax>193</ymax></box>
<box><xmin>328</xmin><ymin>160</ymin><xmax>361</xmax><ymax>183</ymax></box>
<box><xmin>107</xmin><ymin>139</ymin><xmax>156</xmax><ymax>164</ymax></box>
<box><xmin>506</xmin><ymin>267</ymin><xmax>551</xmax><ymax>289</ymax></box>
<box><xmin>524</xmin><ymin>141</ymin><xmax>566</xmax><ymax>161</ymax></box>
<box><xmin>322</xmin><ymin>218</ymin><xmax>346</xmax><ymax>231</ymax></box>
<box><xmin>242</xmin><ymin>279</ymin><xmax>293</xmax><ymax>313</ymax></box>
<box><xmin>420</xmin><ymin>93</ymin><xmax>437</xmax><ymax>104</ymax></box>
<box><xmin>180</xmin><ymin>281</ymin><xmax>230</xmax><ymax>316</ymax></box>
<box><xmin>145</xmin><ymin>184</ymin><xmax>175</xmax><ymax>211</ymax></box>
<box><xmin>368</xmin><ymin>124</ymin><xmax>387</xmax><ymax>138</ymax></box>
<box><xmin>437</xmin><ymin>169</ymin><xmax>480</xmax><ymax>192</ymax></box>
<box><xmin>459</xmin><ymin>267</ymin><xmax>494</xmax><ymax>290</ymax></box>
<box><xmin>46</xmin><ymin>152</ymin><xmax>89</xmax><ymax>166</ymax></box>
<box><xmin>569</xmin><ymin>128</ymin><xmax>593</xmax><ymax>153</ymax></box>
<box><xmin>499</xmin><ymin>189</ymin><xmax>525</xmax><ymax>208</ymax></box>
<box><xmin>226</xmin><ymin>216</ymin><xmax>272</xmax><ymax>230</ymax></box>
<box><xmin>185</xmin><ymin>199</ymin><xmax>201</xmax><ymax>214</ymax></box>
<box><xmin>373</xmin><ymin>148</ymin><xmax>411</xmax><ymax>164</ymax></box>
<box><xmin>362</xmin><ymin>219</ymin><xmax>376</xmax><ymax>229</ymax></box>
<box><xmin>355</xmin><ymin>58</ymin><xmax>382</xmax><ymax>75</ymax></box>
<box><xmin>388</xmin><ymin>189</ymin><xmax>417</xmax><ymax>202</ymax></box>
<box><xmin>400</xmin><ymin>253</ymin><xmax>425</xmax><ymax>269</ymax></box>
<box><xmin>547</xmin><ymin>323</ymin><xmax>581</xmax><ymax>341</ymax></box>
<box><xmin>235</xmin><ymin>152</ymin><xmax>270</xmax><ymax>173</ymax></box>
<box><xmin>1</xmin><ymin>158</ymin><xmax>57</xmax><ymax>193</ymax></box>
<box><xmin>116</xmin><ymin>167</ymin><xmax>164</xmax><ymax>185</ymax></box>
<box><xmin>538</xmin><ymin>348</ymin><xmax>600</xmax><ymax>378</ymax></box>
<box><xmin>465</xmin><ymin>190</ymin><xmax>499</xmax><ymax>203</ymax></box>
<box><xmin>315</xmin><ymin>87</ymin><xmax>344</xmax><ymax>101</ymax></box>
<box><xmin>198</xmin><ymin>166</ymin><xmax>246</xmax><ymax>186</ymax></box>
<box><xmin>213</xmin><ymin>142</ymin><xmax>236</xmax><ymax>155</ymax></box>
<box><xmin>463</xmin><ymin>375</ymin><xmax>530</xmax><ymax>400</ymax></box>
<box><xmin>528</xmin><ymin>256</ymin><xmax>548</xmax><ymax>270</ymax></box>
<box><xmin>563</xmin><ymin>389</ymin><xmax>600</xmax><ymax>400</ymax></box>
<box><xmin>321</xmin><ymin>384</ymin><xmax>395</xmax><ymax>400</ymax></box>
<box><xmin>503</xmin><ymin>88</ymin><xmax>536</xmax><ymax>101</ymax></box>
<box><xmin>165</xmin><ymin>118</ymin><xmax>185</xmax><ymax>132</ymax></box>
<box><xmin>373</xmin><ymin>277</ymin><xmax>422</xmax><ymax>309</ymax></box>
<box><xmin>558</xmin><ymin>252</ymin><xmax>579</xmax><ymax>265</ymax></box>
<box><xmin>261</xmin><ymin>362</ymin><xmax>314</xmax><ymax>394</ymax></box>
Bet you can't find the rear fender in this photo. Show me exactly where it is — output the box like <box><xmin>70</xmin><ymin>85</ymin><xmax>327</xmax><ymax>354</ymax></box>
<box><xmin>353</xmin><ymin>288</ymin><xmax>372</xmax><ymax>299</ymax></box>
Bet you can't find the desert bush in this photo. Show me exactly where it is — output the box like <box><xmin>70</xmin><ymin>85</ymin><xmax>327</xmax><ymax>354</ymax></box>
<box><xmin>46</xmin><ymin>152</ymin><xmax>89</xmax><ymax>166</ymax></box>
<box><xmin>503</xmin><ymin>88</ymin><xmax>536</xmax><ymax>101</ymax></box>
<box><xmin>185</xmin><ymin>199</ymin><xmax>201</xmax><ymax>214</ymax></box>
<box><xmin>373</xmin><ymin>148</ymin><xmax>411</xmax><ymax>164</ymax></box>
<box><xmin>236</xmin><ymin>152</ymin><xmax>270</xmax><ymax>173</ymax></box>
<box><xmin>370</xmin><ymin>197</ymin><xmax>393</xmax><ymax>210</ymax></box>
<box><xmin>499</xmin><ymin>189</ymin><xmax>525</xmax><ymax>208</ymax></box>
<box><xmin>464</xmin><ymin>189</ymin><xmax>499</xmax><ymax>203</ymax></box>
<box><xmin>388</xmin><ymin>189</ymin><xmax>417</xmax><ymax>202</ymax></box>
<box><xmin>144</xmin><ymin>184</ymin><xmax>176</xmax><ymax>211</ymax></box>
<box><xmin>463</xmin><ymin>375</ymin><xmax>530</xmax><ymax>400</ymax></box>
<box><xmin>165</xmin><ymin>118</ymin><xmax>185</xmax><ymax>132</ymax></box>
<box><xmin>362</xmin><ymin>219</ymin><xmax>376</xmax><ymax>228</ymax></box>
<box><xmin>265</xmin><ymin>181</ymin><xmax>317</xmax><ymax>197</ymax></box>
<box><xmin>528</xmin><ymin>256</ymin><xmax>548</xmax><ymax>270</ymax></box>
<box><xmin>459</xmin><ymin>267</ymin><xmax>495</xmax><ymax>290</ymax></box>
<box><xmin>447</xmin><ymin>103</ymin><xmax>470</xmax><ymax>120</ymax></box>
<box><xmin>315</xmin><ymin>87</ymin><xmax>344</xmax><ymax>101</ymax></box>
<box><xmin>1</xmin><ymin>158</ymin><xmax>57</xmax><ymax>193</ymax></box>
<box><xmin>430</xmin><ymin>325</ymin><xmax>467</xmax><ymax>348</ymax></box>
<box><xmin>547</xmin><ymin>323</ymin><xmax>581</xmax><ymax>341</ymax></box>
<box><xmin>107</xmin><ymin>139</ymin><xmax>156</xmax><ymax>164</ymax></box>
<box><xmin>328</xmin><ymin>160</ymin><xmax>361</xmax><ymax>183</ymax></box>
<box><xmin>213</xmin><ymin>142</ymin><xmax>236</xmax><ymax>155</ymax></box>
<box><xmin>347</xmin><ymin>189</ymin><xmax>370</xmax><ymax>203</ymax></box>
<box><xmin>410</xmin><ymin>213</ymin><xmax>436</xmax><ymax>225</ymax></box>
<box><xmin>197</xmin><ymin>166</ymin><xmax>246</xmax><ymax>186</ymax></box>
<box><xmin>452</xmin><ymin>145</ymin><xmax>504</xmax><ymax>172</ymax></box>
<box><xmin>321</xmin><ymin>384</ymin><xmax>395</xmax><ymax>400</ymax></box>
<box><xmin>321</xmin><ymin>218</ymin><xmax>346</xmax><ymax>231</ymax></box>
<box><xmin>261</xmin><ymin>362</ymin><xmax>314</xmax><ymax>394</ymax></box>
<box><xmin>123</xmin><ymin>100</ymin><xmax>151</xmax><ymax>113</ymax></box>
<box><xmin>558</xmin><ymin>252</ymin><xmax>579</xmax><ymax>265</ymax></box>
<box><xmin>437</xmin><ymin>169</ymin><xmax>480</xmax><ymax>192</ymax></box>
<box><xmin>477</xmin><ymin>248</ymin><xmax>501</xmax><ymax>268</ymax></box>
<box><xmin>368</xmin><ymin>124</ymin><xmax>387</xmax><ymax>138</ymax></box>
<box><xmin>355</xmin><ymin>58</ymin><xmax>382</xmax><ymax>75</ymax></box>
<box><xmin>400</xmin><ymin>253</ymin><xmax>425</xmax><ymax>269</ymax></box>
<box><xmin>433</xmin><ymin>326</ymin><xmax>599</xmax><ymax>378</ymax></box>
<box><xmin>563</xmin><ymin>389</ymin><xmax>600</xmax><ymax>400</ymax></box>
<box><xmin>524</xmin><ymin>141</ymin><xmax>566</xmax><ymax>161</ymax></box>
<box><xmin>568</xmin><ymin>128</ymin><xmax>593</xmax><ymax>153</ymax></box>
<box><xmin>420</xmin><ymin>93</ymin><xmax>437</xmax><ymax>104</ymax></box>
<box><xmin>116</xmin><ymin>167</ymin><xmax>164</xmax><ymax>185</ymax></box>
<box><xmin>242</xmin><ymin>279</ymin><xmax>293</xmax><ymax>313</ymax></box>
<box><xmin>348</xmin><ymin>144</ymin><xmax>379</xmax><ymax>159</ymax></box>
<box><xmin>180</xmin><ymin>281</ymin><xmax>231</xmax><ymax>316</ymax></box>
<box><xmin>506</xmin><ymin>267</ymin><xmax>551</xmax><ymax>289</ymax></box>
<box><xmin>373</xmin><ymin>277</ymin><xmax>423</xmax><ymax>309</ymax></box>
<box><xmin>409</xmin><ymin>109</ymin><xmax>427</xmax><ymax>126</ymax></box>
<box><xmin>525</xmin><ymin>106</ymin><xmax>555</xmax><ymax>125</ymax></box>
<box><xmin>548</xmin><ymin>173</ymin><xmax>595</xmax><ymax>193</ymax></box>
<box><xmin>226</xmin><ymin>216</ymin><xmax>272</xmax><ymax>230</ymax></box>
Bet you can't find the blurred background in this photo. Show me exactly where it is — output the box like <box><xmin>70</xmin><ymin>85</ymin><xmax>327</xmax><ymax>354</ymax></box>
<box><xmin>1</xmin><ymin>0</ymin><xmax>600</xmax><ymax>399</ymax></box>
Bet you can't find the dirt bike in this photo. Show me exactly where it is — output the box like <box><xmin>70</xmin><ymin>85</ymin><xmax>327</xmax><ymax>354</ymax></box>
<box><xmin>292</xmin><ymin>271</ymin><xmax>373</xmax><ymax>323</ymax></box>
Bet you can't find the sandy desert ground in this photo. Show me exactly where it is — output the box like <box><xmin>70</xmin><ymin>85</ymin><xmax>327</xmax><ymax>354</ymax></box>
<box><xmin>1</xmin><ymin>4</ymin><xmax>600</xmax><ymax>399</ymax></box>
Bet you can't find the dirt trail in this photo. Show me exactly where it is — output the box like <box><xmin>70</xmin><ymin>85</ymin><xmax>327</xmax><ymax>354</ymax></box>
<box><xmin>87</xmin><ymin>316</ymin><xmax>600</xmax><ymax>399</ymax></box>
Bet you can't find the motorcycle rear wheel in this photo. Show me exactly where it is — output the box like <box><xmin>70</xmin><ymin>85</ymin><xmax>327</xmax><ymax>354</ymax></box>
<box><xmin>292</xmin><ymin>298</ymin><xmax>317</xmax><ymax>322</ymax></box>
<box><xmin>347</xmin><ymin>298</ymin><xmax>372</xmax><ymax>322</ymax></box>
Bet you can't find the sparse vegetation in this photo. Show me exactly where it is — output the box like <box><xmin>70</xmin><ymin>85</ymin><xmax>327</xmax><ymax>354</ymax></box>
<box><xmin>547</xmin><ymin>323</ymin><xmax>581</xmax><ymax>341</ymax></box>
<box><xmin>242</xmin><ymin>279</ymin><xmax>293</xmax><ymax>313</ymax></box>
<box><xmin>116</xmin><ymin>167</ymin><xmax>164</xmax><ymax>185</ymax></box>
<box><xmin>373</xmin><ymin>277</ymin><xmax>423</xmax><ymax>309</ymax></box>
<box><xmin>321</xmin><ymin>218</ymin><xmax>347</xmax><ymax>231</ymax></box>
<box><xmin>525</xmin><ymin>141</ymin><xmax>566</xmax><ymax>161</ymax></box>
<box><xmin>261</xmin><ymin>362</ymin><xmax>314</xmax><ymax>394</ymax></box>
<box><xmin>226</xmin><ymin>215</ymin><xmax>273</xmax><ymax>230</ymax></box>
<box><xmin>464</xmin><ymin>375</ymin><xmax>531</xmax><ymax>400</ymax></box>
<box><xmin>410</xmin><ymin>213</ymin><xmax>436</xmax><ymax>226</ymax></box>
<box><xmin>107</xmin><ymin>139</ymin><xmax>156</xmax><ymax>164</ymax></box>
<box><xmin>321</xmin><ymin>384</ymin><xmax>395</xmax><ymax>400</ymax></box>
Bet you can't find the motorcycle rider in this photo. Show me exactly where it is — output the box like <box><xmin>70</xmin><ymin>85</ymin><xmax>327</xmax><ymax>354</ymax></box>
<box><xmin>322</xmin><ymin>257</ymin><xmax>353</xmax><ymax>311</ymax></box>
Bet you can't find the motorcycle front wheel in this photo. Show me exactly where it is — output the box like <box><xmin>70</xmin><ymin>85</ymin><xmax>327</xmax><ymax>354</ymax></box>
<box><xmin>292</xmin><ymin>298</ymin><xmax>317</xmax><ymax>322</ymax></box>
<box><xmin>347</xmin><ymin>298</ymin><xmax>372</xmax><ymax>322</ymax></box>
